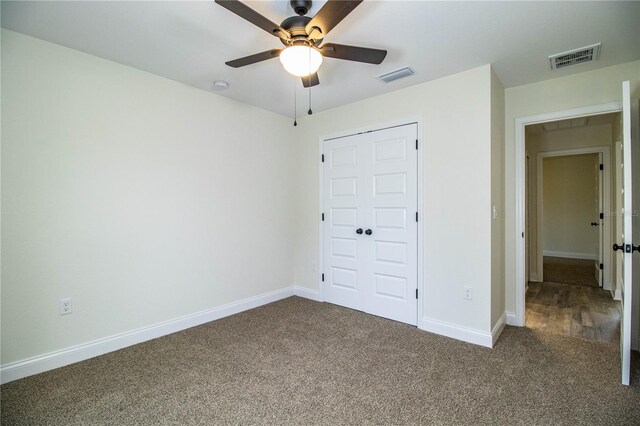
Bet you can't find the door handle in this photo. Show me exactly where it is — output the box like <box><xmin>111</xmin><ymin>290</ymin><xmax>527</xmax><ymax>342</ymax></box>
<box><xmin>356</xmin><ymin>228</ymin><xmax>363</xmax><ymax>235</ymax></box>
<box><xmin>365</xmin><ymin>229</ymin><xmax>373</xmax><ymax>235</ymax></box>
<box><xmin>614</xmin><ymin>243</ymin><xmax>640</xmax><ymax>253</ymax></box>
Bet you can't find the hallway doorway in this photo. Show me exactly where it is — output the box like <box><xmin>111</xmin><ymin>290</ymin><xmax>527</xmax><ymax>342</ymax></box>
<box><xmin>523</xmin><ymin>113</ymin><xmax>621</xmax><ymax>344</ymax></box>
<box><xmin>538</xmin><ymin>151</ymin><xmax>603</xmax><ymax>287</ymax></box>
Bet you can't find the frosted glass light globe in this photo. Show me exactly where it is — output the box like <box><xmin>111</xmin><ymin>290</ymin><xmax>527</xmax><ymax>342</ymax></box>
<box><xmin>279</xmin><ymin>46</ymin><xmax>323</xmax><ymax>77</ymax></box>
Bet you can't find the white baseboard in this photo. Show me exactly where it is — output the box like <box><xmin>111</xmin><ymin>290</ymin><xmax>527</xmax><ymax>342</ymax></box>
<box><xmin>543</xmin><ymin>250</ymin><xmax>597</xmax><ymax>260</ymax></box>
<box><xmin>293</xmin><ymin>286</ymin><xmax>322</xmax><ymax>302</ymax></box>
<box><xmin>613</xmin><ymin>289</ymin><xmax>622</xmax><ymax>301</ymax></box>
<box><xmin>505</xmin><ymin>311</ymin><xmax>518</xmax><ymax>326</ymax></box>
<box><xmin>492</xmin><ymin>313</ymin><xmax>506</xmax><ymax>346</ymax></box>
<box><xmin>529</xmin><ymin>272</ymin><xmax>539</xmax><ymax>282</ymax></box>
<box><xmin>0</xmin><ymin>285</ymin><xmax>515</xmax><ymax>383</ymax></box>
<box><xmin>0</xmin><ymin>287</ymin><xmax>294</xmax><ymax>385</ymax></box>
<box><xmin>420</xmin><ymin>317</ymin><xmax>493</xmax><ymax>348</ymax></box>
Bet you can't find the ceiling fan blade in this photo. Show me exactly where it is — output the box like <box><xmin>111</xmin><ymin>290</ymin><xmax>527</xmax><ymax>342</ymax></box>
<box><xmin>225</xmin><ymin>49</ymin><xmax>283</xmax><ymax>68</ymax></box>
<box><xmin>301</xmin><ymin>72</ymin><xmax>320</xmax><ymax>88</ymax></box>
<box><xmin>215</xmin><ymin>0</ymin><xmax>290</xmax><ymax>39</ymax></box>
<box><xmin>319</xmin><ymin>43</ymin><xmax>387</xmax><ymax>64</ymax></box>
<box><xmin>305</xmin><ymin>0</ymin><xmax>363</xmax><ymax>39</ymax></box>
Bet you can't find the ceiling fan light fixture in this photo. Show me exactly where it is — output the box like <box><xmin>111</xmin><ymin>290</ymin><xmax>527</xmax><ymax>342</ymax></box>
<box><xmin>279</xmin><ymin>45</ymin><xmax>323</xmax><ymax>77</ymax></box>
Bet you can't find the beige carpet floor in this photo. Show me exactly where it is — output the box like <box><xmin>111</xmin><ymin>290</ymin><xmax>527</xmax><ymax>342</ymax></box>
<box><xmin>543</xmin><ymin>256</ymin><xmax>599</xmax><ymax>287</ymax></box>
<box><xmin>2</xmin><ymin>297</ymin><xmax>639</xmax><ymax>425</ymax></box>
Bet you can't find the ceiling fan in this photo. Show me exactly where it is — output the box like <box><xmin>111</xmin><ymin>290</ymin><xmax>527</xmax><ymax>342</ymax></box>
<box><xmin>214</xmin><ymin>0</ymin><xmax>387</xmax><ymax>88</ymax></box>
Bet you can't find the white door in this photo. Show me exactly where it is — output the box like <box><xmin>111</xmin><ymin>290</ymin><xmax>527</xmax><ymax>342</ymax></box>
<box><xmin>618</xmin><ymin>81</ymin><xmax>638</xmax><ymax>386</ymax></box>
<box><xmin>323</xmin><ymin>123</ymin><xmax>418</xmax><ymax>325</ymax></box>
<box><xmin>615</xmin><ymin>141</ymin><xmax>623</xmax><ymax>298</ymax></box>
<box><xmin>322</xmin><ymin>132</ymin><xmax>366</xmax><ymax>312</ymax></box>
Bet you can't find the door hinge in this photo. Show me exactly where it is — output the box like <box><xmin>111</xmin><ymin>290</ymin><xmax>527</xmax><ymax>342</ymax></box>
<box><xmin>321</xmin><ymin>273</ymin><xmax>325</xmax><ymax>282</ymax></box>
<box><xmin>321</xmin><ymin>154</ymin><xmax>325</xmax><ymax>162</ymax></box>
<box><xmin>522</xmin><ymin>232</ymin><xmax>525</xmax><ymax>238</ymax></box>
<box><xmin>599</xmin><ymin>212</ymin><xmax>604</xmax><ymax>220</ymax></box>
<box><xmin>599</xmin><ymin>163</ymin><xmax>604</xmax><ymax>171</ymax></box>
<box><xmin>321</xmin><ymin>213</ymin><xmax>324</xmax><ymax>221</ymax></box>
<box><xmin>416</xmin><ymin>288</ymin><xmax>418</xmax><ymax>299</ymax></box>
<box><xmin>416</xmin><ymin>139</ymin><xmax>418</xmax><ymax>150</ymax></box>
<box><xmin>599</xmin><ymin>263</ymin><xmax>604</xmax><ymax>270</ymax></box>
<box><xmin>416</xmin><ymin>212</ymin><xmax>419</xmax><ymax>222</ymax></box>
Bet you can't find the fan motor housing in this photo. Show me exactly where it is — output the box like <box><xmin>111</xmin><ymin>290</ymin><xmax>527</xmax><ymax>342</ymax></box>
<box><xmin>279</xmin><ymin>15</ymin><xmax>322</xmax><ymax>45</ymax></box>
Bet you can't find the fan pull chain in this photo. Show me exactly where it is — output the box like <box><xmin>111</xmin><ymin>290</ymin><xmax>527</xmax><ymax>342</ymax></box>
<box><xmin>293</xmin><ymin>78</ymin><xmax>297</xmax><ymax>127</ymax></box>
<box><xmin>308</xmin><ymin>47</ymin><xmax>313</xmax><ymax>115</ymax></box>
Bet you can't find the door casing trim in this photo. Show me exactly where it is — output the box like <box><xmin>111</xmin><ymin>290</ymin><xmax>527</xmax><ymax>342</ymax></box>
<box><xmin>514</xmin><ymin>102</ymin><xmax>621</xmax><ymax>326</ymax></box>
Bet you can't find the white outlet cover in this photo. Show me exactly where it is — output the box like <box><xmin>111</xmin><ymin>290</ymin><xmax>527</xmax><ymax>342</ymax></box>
<box><xmin>59</xmin><ymin>298</ymin><xmax>72</xmax><ymax>315</ymax></box>
<box><xmin>463</xmin><ymin>286</ymin><xmax>473</xmax><ymax>300</ymax></box>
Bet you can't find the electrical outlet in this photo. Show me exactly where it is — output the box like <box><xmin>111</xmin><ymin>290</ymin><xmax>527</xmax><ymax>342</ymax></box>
<box><xmin>463</xmin><ymin>287</ymin><xmax>472</xmax><ymax>300</ymax></box>
<box><xmin>59</xmin><ymin>298</ymin><xmax>72</xmax><ymax>315</ymax></box>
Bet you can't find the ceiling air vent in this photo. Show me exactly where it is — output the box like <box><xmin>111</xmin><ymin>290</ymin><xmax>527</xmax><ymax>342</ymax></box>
<box><xmin>549</xmin><ymin>43</ymin><xmax>601</xmax><ymax>70</ymax></box>
<box><xmin>378</xmin><ymin>67</ymin><xmax>414</xmax><ymax>83</ymax></box>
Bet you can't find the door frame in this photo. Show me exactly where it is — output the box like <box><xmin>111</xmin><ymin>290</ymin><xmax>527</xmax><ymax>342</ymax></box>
<box><xmin>535</xmin><ymin>146</ymin><xmax>611</xmax><ymax>288</ymax></box>
<box><xmin>318</xmin><ymin>117</ymin><xmax>424</xmax><ymax>325</ymax></box>
<box><xmin>514</xmin><ymin>103</ymin><xmax>621</xmax><ymax>326</ymax></box>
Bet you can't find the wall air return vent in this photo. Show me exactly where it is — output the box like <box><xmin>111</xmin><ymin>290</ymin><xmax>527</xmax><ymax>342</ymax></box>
<box><xmin>549</xmin><ymin>43</ymin><xmax>601</xmax><ymax>70</ymax></box>
<box><xmin>378</xmin><ymin>67</ymin><xmax>414</xmax><ymax>83</ymax></box>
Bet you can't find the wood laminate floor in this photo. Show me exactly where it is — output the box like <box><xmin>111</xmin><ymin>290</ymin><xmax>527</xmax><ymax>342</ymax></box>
<box><xmin>526</xmin><ymin>281</ymin><xmax>621</xmax><ymax>344</ymax></box>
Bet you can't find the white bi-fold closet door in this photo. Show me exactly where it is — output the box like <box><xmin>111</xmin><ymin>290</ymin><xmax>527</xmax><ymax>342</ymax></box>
<box><xmin>322</xmin><ymin>123</ymin><xmax>418</xmax><ymax>325</ymax></box>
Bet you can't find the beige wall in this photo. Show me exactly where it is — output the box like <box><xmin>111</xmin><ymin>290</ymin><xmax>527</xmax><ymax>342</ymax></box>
<box><xmin>505</xmin><ymin>60</ymin><xmax>640</xmax><ymax>316</ymax></box>
<box><xmin>1</xmin><ymin>30</ymin><xmax>296</xmax><ymax>364</ymax></box>
<box><xmin>491</xmin><ymin>68</ymin><xmax>505</xmax><ymax>329</ymax></box>
<box><xmin>294</xmin><ymin>65</ymin><xmax>499</xmax><ymax>336</ymax></box>
<box><xmin>542</xmin><ymin>154</ymin><xmax>599</xmax><ymax>257</ymax></box>
<box><xmin>525</xmin><ymin>123</ymin><xmax>615</xmax><ymax>283</ymax></box>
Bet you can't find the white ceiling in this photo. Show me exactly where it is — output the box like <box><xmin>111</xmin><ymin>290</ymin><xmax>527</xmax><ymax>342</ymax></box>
<box><xmin>2</xmin><ymin>1</ymin><xmax>639</xmax><ymax>117</ymax></box>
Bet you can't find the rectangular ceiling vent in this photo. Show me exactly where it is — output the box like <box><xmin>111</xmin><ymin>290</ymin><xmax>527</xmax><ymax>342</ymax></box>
<box><xmin>549</xmin><ymin>43</ymin><xmax>601</xmax><ymax>70</ymax></box>
<box><xmin>378</xmin><ymin>67</ymin><xmax>414</xmax><ymax>83</ymax></box>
